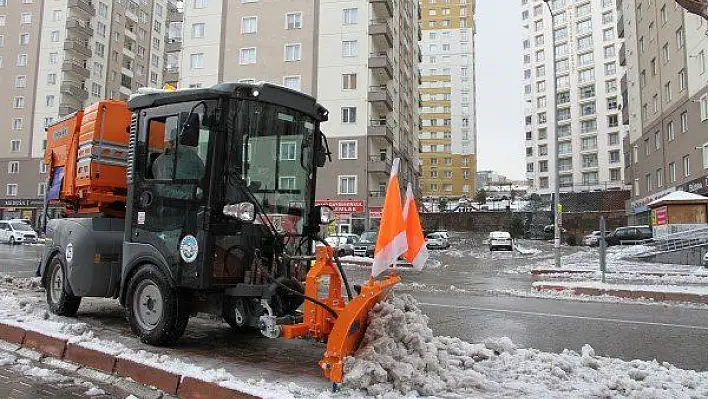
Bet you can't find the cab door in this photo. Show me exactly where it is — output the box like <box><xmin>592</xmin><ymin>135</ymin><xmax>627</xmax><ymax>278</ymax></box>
<box><xmin>127</xmin><ymin>103</ymin><xmax>216</xmax><ymax>288</ymax></box>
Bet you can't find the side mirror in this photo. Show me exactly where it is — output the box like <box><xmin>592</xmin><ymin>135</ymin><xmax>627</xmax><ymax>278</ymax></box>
<box><xmin>178</xmin><ymin>112</ymin><xmax>200</xmax><ymax>147</ymax></box>
<box><xmin>223</xmin><ymin>202</ymin><xmax>256</xmax><ymax>223</ymax></box>
<box><xmin>312</xmin><ymin>205</ymin><xmax>336</xmax><ymax>225</ymax></box>
<box><xmin>316</xmin><ymin>131</ymin><xmax>331</xmax><ymax>168</ymax></box>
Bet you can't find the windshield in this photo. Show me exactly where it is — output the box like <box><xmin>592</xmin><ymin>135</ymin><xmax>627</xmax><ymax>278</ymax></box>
<box><xmin>11</xmin><ymin>223</ymin><xmax>33</xmax><ymax>231</ymax></box>
<box><xmin>223</xmin><ymin>99</ymin><xmax>317</xmax><ymax>236</ymax></box>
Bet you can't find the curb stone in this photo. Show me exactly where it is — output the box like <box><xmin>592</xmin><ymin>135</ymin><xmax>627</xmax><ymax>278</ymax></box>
<box><xmin>534</xmin><ymin>284</ymin><xmax>708</xmax><ymax>304</ymax></box>
<box><xmin>0</xmin><ymin>322</ymin><xmax>264</xmax><ymax>398</ymax></box>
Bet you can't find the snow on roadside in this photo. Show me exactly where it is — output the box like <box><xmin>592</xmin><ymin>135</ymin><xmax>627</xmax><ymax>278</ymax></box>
<box><xmin>532</xmin><ymin>280</ymin><xmax>708</xmax><ymax>296</ymax></box>
<box><xmin>343</xmin><ymin>294</ymin><xmax>708</xmax><ymax>398</ymax></box>
<box><xmin>490</xmin><ymin>288</ymin><xmax>708</xmax><ymax>309</ymax></box>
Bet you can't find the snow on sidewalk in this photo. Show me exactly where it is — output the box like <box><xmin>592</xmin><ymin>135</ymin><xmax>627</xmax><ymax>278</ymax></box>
<box><xmin>344</xmin><ymin>294</ymin><xmax>708</xmax><ymax>398</ymax></box>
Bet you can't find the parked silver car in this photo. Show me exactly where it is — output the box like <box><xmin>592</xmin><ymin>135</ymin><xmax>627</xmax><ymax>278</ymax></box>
<box><xmin>488</xmin><ymin>231</ymin><xmax>513</xmax><ymax>251</ymax></box>
<box><xmin>324</xmin><ymin>234</ymin><xmax>359</xmax><ymax>257</ymax></box>
<box><xmin>426</xmin><ymin>232</ymin><xmax>450</xmax><ymax>249</ymax></box>
<box><xmin>0</xmin><ymin>220</ymin><xmax>38</xmax><ymax>245</ymax></box>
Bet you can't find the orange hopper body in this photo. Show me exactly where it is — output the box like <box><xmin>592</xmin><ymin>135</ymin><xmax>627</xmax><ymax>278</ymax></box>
<box><xmin>44</xmin><ymin>100</ymin><xmax>133</xmax><ymax>217</ymax></box>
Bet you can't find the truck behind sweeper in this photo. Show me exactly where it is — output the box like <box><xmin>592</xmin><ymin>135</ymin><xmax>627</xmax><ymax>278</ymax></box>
<box><xmin>38</xmin><ymin>82</ymin><xmax>400</xmax><ymax>383</ymax></box>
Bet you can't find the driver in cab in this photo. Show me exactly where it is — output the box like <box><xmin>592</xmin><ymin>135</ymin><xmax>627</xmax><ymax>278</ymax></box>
<box><xmin>152</xmin><ymin>113</ymin><xmax>205</xmax><ymax>200</ymax></box>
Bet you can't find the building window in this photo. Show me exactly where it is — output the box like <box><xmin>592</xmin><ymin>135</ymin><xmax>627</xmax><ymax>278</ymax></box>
<box><xmin>38</xmin><ymin>183</ymin><xmax>46</xmax><ymax>197</ymax></box>
<box><xmin>609</xmin><ymin>150</ymin><xmax>620</xmax><ymax>164</ymax></box>
<box><xmin>342</xmin><ymin>40</ymin><xmax>357</xmax><ymax>57</ymax></box>
<box><xmin>12</xmin><ymin>118</ymin><xmax>22</xmax><ymax>130</ymax></box>
<box><xmin>656</xmin><ymin>169</ymin><xmax>663</xmax><ymax>187</ymax></box>
<box><xmin>6</xmin><ymin>184</ymin><xmax>18</xmax><ymax>197</ymax></box>
<box><xmin>10</xmin><ymin>140</ymin><xmax>20</xmax><ymax>152</ymax></box>
<box><xmin>341</xmin><ymin>107</ymin><xmax>356</xmax><ymax>123</ymax></box>
<box><xmin>284</xmin><ymin>43</ymin><xmax>301</xmax><ymax>61</ymax></box>
<box><xmin>278</xmin><ymin>141</ymin><xmax>297</xmax><ymax>161</ymax></box>
<box><xmin>665</xmin><ymin>81</ymin><xmax>672</xmax><ymax>102</ymax></box>
<box><xmin>283</xmin><ymin>76</ymin><xmax>301</xmax><ymax>91</ymax></box>
<box><xmin>343</xmin><ymin>8</ymin><xmax>358</xmax><ymax>25</ymax></box>
<box><xmin>681</xmin><ymin>111</ymin><xmax>688</xmax><ymax>133</ymax></box>
<box><xmin>662</xmin><ymin>43</ymin><xmax>670</xmax><ymax>63</ymax></box>
<box><xmin>608</xmin><ymin>132</ymin><xmax>619</xmax><ymax>146</ymax></box>
<box><xmin>610</xmin><ymin>169</ymin><xmax>621</xmax><ymax>182</ymax></box>
<box><xmin>91</xmin><ymin>82</ymin><xmax>102</xmax><ymax>96</ymax></box>
<box><xmin>339</xmin><ymin>140</ymin><xmax>357</xmax><ymax>160</ymax></box>
<box><xmin>338</xmin><ymin>176</ymin><xmax>357</xmax><ymax>195</ymax></box>
<box><xmin>278</xmin><ymin>177</ymin><xmax>296</xmax><ymax>190</ymax></box>
<box><xmin>190</xmin><ymin>53</ymin><xmax>204</xmax><ymax>69</ymax></box>
<box><xmin>8</xmin><ymin>161</ymin><xmax>19</xmax><ymax>174</ymax></box>
<box><xmin>701</xmin><ymin>95</ymin><xmax>708</xmax><ymax>122</ymax></box>
<box><xmin>342</xmin><ymin>73</ymin><xmax>356</xmax><ymax>89</ymax></box>
<box><xmin>676</xmin><ymin>27</ymin><xmax>685</xmax><ymax>49</ymax></box>
<box><xmin>242</xmin><ymin>16</ymin><xmax>257</xmax><ymax>33</ymax></box>
<box><xmin>192</xmin><ymin>23</ymin><xmax>205</xmax><ymax>38</ymax></box>
<box><xmin>286</xmin><ymin>12</ymin><xmax>302</xmax><ymax>29</ymax></box>
<box><xmin>239</xmin><ymin>47</ymin><xmax>256</xmax><ymax>64</ymax></box>
<box><xmin>667</xmin><ymin>121</ymin><xmax>675</xmax><ymax>141</ymax></box>
<box><xmin>40</xmin><ymin>161</ymin><xmax>47</xmax><ymax>174</ymax></box>
<box><xmin>13</xmin><ymin>96</ymin><xmax>24</xmax><ymax>109</ymax></box>
<box><xmin>194</xmin><ymin>0</ymin><xmax>207</xmax><ymax>9</ymax></box>
<box><xmin>683</xmin><ymin>155</ymin><xmax>691</xmax><ymax>177</ymax></box>
<box><xmin>669</xmin><ymin>162</ymin><xmax>676</xmax><ymax>183</ymax></box>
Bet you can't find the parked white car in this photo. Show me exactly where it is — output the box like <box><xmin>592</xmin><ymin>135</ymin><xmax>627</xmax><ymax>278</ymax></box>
<box><xmin>488</xmin><ymin>231</ymin><xmax>513</xmax><ymax>251</ymax></box>
<box><xmin>0</xmin><ymin>220</ymin><xmax>38</xmax><ymax>245</ymax></box>
<box><xmin>426</xmin><ymin>232</ymin><xmax>450</xmax><ymax>249</ymax></box>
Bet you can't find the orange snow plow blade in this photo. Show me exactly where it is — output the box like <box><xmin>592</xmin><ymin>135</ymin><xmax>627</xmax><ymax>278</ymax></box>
<box><xmin>281</xmin><ymin>245</ymin><xmax>400</xmax><ymax>383</ymax></box>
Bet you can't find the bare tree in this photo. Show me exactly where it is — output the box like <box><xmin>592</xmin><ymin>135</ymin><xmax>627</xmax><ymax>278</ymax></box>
<box><xmin>675</xmin><ymin>0</ymin><xmax>708</xmax><ymax>20</ymax></box>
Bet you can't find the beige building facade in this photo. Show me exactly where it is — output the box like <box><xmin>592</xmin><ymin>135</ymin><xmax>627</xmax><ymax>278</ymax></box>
<box><xmin>418</xmin><ymin>0</ymin><xmax>477</xmax><ymax>199</ymax></box>
<box><xmin>621</xmin><ymin>0</ymin><xmax>708</xmax><ymax>224</ymax></box>
<box><xmin>0</xmin><ymin>0</ymin><xmax>169</xmax><ymax>221</ymax></box>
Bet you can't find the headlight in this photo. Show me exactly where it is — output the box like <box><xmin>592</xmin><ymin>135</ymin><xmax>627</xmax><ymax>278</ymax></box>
<box><xmin>223</xmin><ymin>202</ymin><xmax>256</xmax><ymax>222</ymax></box>
<box><xmin>315</xmin><ymin>205</ymin><xmax>336</xmax><ymax>225</ymax></box>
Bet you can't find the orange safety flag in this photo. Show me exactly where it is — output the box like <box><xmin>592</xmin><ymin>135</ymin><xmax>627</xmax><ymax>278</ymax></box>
<box><xmin>371</xmin><ymin>158</ymin><xmax>408</xmax><ymax>278</ymax></box>
<box><xmin>403</xmin><ymin>182</ymin><xmax>428</xmax><ymax>270</ymax></box>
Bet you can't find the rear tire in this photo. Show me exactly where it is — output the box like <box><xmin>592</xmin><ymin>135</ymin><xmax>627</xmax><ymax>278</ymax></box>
<box><xmin>126</xmin><ymin>264</ymin><xmax>189</xmax><ymax>346</ymax></box>
<box><xmin>9</xmin><ymin>237</ymin><xmax>15</xmax><ymax>245</ymax></box>
<box><xmin>45</xmin><ymin>257</ymin><xmax>82</xmax><ymax>317</ymax></box>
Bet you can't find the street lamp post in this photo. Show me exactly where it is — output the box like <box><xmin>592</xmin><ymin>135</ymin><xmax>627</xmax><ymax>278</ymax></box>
<box><xmin>543</xmin><ymin>0</ymin><xmax>562</xmax><ymax>268</ymax></box>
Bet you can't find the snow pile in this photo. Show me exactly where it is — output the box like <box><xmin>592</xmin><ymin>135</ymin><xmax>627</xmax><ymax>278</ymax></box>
<box><xmin>343</xmin><ymin>294</ymin><xmax>708</xmax><ymax>398</ymax></box>
<box><xmin>514</xmin><ymin>245</ymin><xmax>542</xmax><ymax>255</ymax></box>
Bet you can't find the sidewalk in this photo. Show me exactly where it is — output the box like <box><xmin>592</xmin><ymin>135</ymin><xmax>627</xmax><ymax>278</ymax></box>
<box><xmin>533</xmin><ymin>281</ymin><xmax>708</xmax><ymax>304</ymax></box>
<box><xmin>0</xmin><ymin>279</ymin><xmax>333</xmax><ymax>399</ymax></box>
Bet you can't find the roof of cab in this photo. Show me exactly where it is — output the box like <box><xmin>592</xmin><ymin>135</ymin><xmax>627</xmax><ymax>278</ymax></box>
<box><xmin>127</xmin><ymin>81</ymin><xmax>329</xmax><ymax>122</ymax></box>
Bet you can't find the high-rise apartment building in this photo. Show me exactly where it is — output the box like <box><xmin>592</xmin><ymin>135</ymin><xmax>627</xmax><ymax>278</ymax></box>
<box><xmin>0</xmin><ymin>0</ymin><xmax>169</xmax><ymax>220</ymax></box>
<box><xmin>418</xmin><ymin>0</ymin><xmax>477</xmax><ymax>199</ymax></box>
<box><xmin>620</xmin><ymin>0</ymin><xmax>708</xmax><ymax>224</ymax></box>
<box><xmin>522</xmin><ymin>0</ymin><xmax>627</xmax><ymax>197</ymax></box>
<box><xmin>178</xmin><ymin>0</ymin><xmax>421</xmax><ymax>234</ymax></box>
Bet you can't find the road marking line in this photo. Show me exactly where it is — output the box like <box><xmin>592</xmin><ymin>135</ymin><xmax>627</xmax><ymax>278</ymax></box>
<box><xmin>418</xmin><ymin>302</ymin><xmax>708</xmax><ymax>331</ymax></box>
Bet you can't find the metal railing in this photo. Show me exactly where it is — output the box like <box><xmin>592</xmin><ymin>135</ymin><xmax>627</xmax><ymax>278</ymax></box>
<box><xmin>642</xmin><ymin>226</ymin><xmax>708</xmax><ymax>254</ymax></box>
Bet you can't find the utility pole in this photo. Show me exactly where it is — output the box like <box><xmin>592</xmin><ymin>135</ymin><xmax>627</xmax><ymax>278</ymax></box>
<box><xmin>543</xmin><ymin>0</ymin><xmax>562</xmax><ymax>268</ymax></box>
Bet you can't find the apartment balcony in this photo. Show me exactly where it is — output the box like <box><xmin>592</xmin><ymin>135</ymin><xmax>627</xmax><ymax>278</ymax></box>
<box><xmin>64</xmin><ymin>40</ymin><xmax>92</xmax><ymax>58</ymax></box>
<box><xmin>164</xmin><ymin>67</ymin><xmax>179</xmax><ymax>84</ymax></box>
<box><xmin>58</xmin><ymin>103</ymin><xmax>80</xmax><ymax>117</ymax></box>
<box><xmin>368</xmin><ymin>86</ymin><xmax>393</xmax><ymax>112</ymax></box>
<box><xmin>61</xmin><ymin>59</ymin><xmax>90</xmax><ymax>79</ymax></box>
<box><xmin>368</xmin><ymin>53</ymin><xmax>393</xmax><ymax>80</ymax></box>
<box><xmin>368</xmin><ymin>155</ymin><xmax>392</xmax><ymax>175</ymax></box>
<box><xmin>369</xmin><ymin>0</ymin><xmax>393</xmax><ymax>17</ymax></box>
<box><xmin>617</xmin><ymin>15</ymin><xmax>625</xmax><ymax>38</ymax></box>
<box><xmin>66</xmin><ymin>17</ymin><xmax>93</xmax><ymax>37</ymax></box>
<box><xmin>619</xmin><ymin>43</ymin><xmax>626</xmax><ymax>67</ymax></box>
<box><xmin>165</xmin><ymin>39</ymin><xmax>182</xmax><ymax>53</ymax></box>
<box><xmin>60</xmin><ymin>81</ymin><xmax>89</xmax><ymax>102</ymax></box>
<box><xmin>67</xmin><ymin>0</ymin><xmax>95</xmax><ymax>16</ymax></box>
<box><xmin>368</xmin><ymin>119</ymin><xmax>394</xmax><ymax>142</ymax></box>
<box><xmin>369</xmin><ymin>20</ymin><xmax>393</xmax><ymax>48</ymax></box>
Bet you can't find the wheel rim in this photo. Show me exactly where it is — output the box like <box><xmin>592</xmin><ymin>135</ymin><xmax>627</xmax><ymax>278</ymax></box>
<box><xmin>49</xmin><ymin>263</ymin><xmax>64</xmax><ymax>304</ymax></box>
<box><xmin>133</xmin><ymin>279</ymin><xmax>164</xmax><ymax>331</ymax></box>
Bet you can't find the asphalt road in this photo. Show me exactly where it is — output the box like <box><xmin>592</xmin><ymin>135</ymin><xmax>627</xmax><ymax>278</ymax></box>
<box><xmin>2</xmin><ymin>235</ymin><xmax>708</xmax><ymax>372</ymax></box>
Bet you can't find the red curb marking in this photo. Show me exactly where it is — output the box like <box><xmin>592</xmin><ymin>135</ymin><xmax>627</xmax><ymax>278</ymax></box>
<box><xmin>0</xmin><ymin>323</ymin><xmax>26</xmax><ymax>345</ymax></box>
<box><xmin>115</xmin><ymin>358</ymin><xmax>181</xmax><ymax>395</ymax></box>
<box><xmin>65</xmin><ymin>343</ymin><xmax>117</xmax><ymax>373</ymax></box>
<box><xmin>178</xmin><ymin>377</ymin><xmax>260</xmax><ymax>399</ymax></box>
<box><xmin>23</xmin><ymin>330</ymin><xmax>67</xmax><ymax>358</ymax></box>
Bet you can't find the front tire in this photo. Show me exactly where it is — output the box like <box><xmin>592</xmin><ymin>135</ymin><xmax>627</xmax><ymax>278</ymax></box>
<box><xmin>9</xmin><ymin>237</ymin><xmax>15</xmax><ymax>245</ymax></box>
<box><xmin>45</xmin><ymin>257</ymin><xmax>82</xmax><ymax>317</ymax></box>
<box><xmin>126</xmin><ymin>264</ymin><xmax>189</xmax><ymax>346</ymax></box>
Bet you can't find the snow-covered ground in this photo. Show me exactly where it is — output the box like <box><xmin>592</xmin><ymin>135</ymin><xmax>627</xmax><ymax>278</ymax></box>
<box><xmin>344</xmin><ymin>294</ymin><xmax>708</xmax><ymax>398</ymax></box>
<box><xmin>2</xmin><ymin>277</ymin><xmax>708</xmax><ymax>398</ymax></box>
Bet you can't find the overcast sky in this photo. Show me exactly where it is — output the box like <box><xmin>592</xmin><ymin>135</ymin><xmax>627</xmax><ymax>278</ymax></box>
<box><xmin>475</xmin><ymin>1</ymin><xmax>525</xmax><ymax>180</ymax></box>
